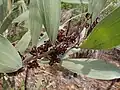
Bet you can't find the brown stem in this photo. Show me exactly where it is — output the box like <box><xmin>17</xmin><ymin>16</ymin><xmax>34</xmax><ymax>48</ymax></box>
<box><xmin>25</xmin><ymin>66</ymin><xmax>29</xmax><ymax>90</ymax></box>
<box><xmin>23</xmin><ymin>56</ymin><xmax>34</xmax><ymax>65</ymax></box>
<box><xmin>106</xmin><ymin>80</ymin><xmax>117</xmax><ymax>90</ymax></box>
<box><xmin>66</xmin><ymin>17</ymin><xmax>72</xmax><ymax>36</ymax></box>
<box><xmin>23</xmin><ymin>50</ymin><xmax>55</xmax><ymax>65</ymax></box>
<box><xmin>0</xmin><ymin>79</ymin><xmax>2</xmax><ymax>90</ymax></box>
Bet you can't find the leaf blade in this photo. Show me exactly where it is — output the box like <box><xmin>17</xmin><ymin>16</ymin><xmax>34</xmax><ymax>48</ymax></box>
<box><xmin>13</xmin><ymin>10</ymin><xmax>29</xmax><ymax>23</ymax></box>
<box><xmin>37</xmin><ymin>0</ymin><xmax>61</xmax><ymax>43</ymax></box>
<box><xmin>0</xmin><ymin>35</ymin><xmax>22</xmax><ymax>73</ymax></box>
<box><xmin>0</xmin><ymin>7</ymin><xmax>19</xmax><ymax>34</ymax></box>
<box><xmin>88</xmin><ymin>0</ymin><xmax>107</xmax><ymax>22</ymax></box>
<box><xmin>80</xmin><ymin>7</ymin><xmax>120</xmax><ymax>49</ymax></box>
<box><xmin>15</xmin><ymin>30</ymin><xmax>31</xmax><ymax>54</ymax></box>
<box><xmin>62</xmin><ymin>58</ymin><xmax>120</xmax><ymax>80</ymax></box>
<box><xmin>29</xmin><ymin>0</ymin><xmax>42</xmax><ymax>46</ymax></box>
<box><xmin>0</xmin><ymin>0</ymin><xmax>3</xmax><ymax>6</ymax></box>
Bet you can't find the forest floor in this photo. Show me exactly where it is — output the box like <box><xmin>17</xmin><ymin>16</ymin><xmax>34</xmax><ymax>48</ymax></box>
<box><xmin>14</xmin><ymin>49</ymin><xmax>120</xmax><ymax>90</ymax></box>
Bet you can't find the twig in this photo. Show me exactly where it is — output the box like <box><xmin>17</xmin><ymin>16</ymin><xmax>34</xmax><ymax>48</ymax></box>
<box><xmin>66</xmin><ymin>16</ymin><xmax>72</xmax><ymax>36</ymax></box>
<box><xmin>61</xmin><ymin>13</ymin><xmax>86</xmax><ymax>27</ymax></box>
<box><xmin>0</xmin><ymin>78</ymin><xmax>2</xmax><ymax>90</ymax></box>
<box><xmin>25</xmin><ymin>66</ymin><xmax>29</xmax><ymax>90</ymax></box>
<box><xmin>23</xmin><ymin>56</ymin><xmax>34</xmax><ymax>65</ymax></box>
<box><xmin>106</xmin><ymin>79</ymin><xmax>117</xmax><ymax>90</ymax></box>
<box><xmin>23</xmin><ymin>50</ymin><xmax>55</xmax><ymax>65</ymax></box>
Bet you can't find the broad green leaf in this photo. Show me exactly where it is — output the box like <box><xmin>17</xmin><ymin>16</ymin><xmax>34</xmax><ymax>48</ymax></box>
<box><xmin>88</xmin><ymin>0</ymin><xmax>107</xmax><ymax>22</ymax></box>
<box><xmin>15</xmin><ymin>30</ymin><xmax>31</xmax><ymax>53</ymax></box>
<box><xmin>0</xmin><ymin>7</ymin><xmax>19</xmax><ymax>34</ymax></box>
<box><xmin>29</xmin><ymin>0</ymin><xmax>42</xmax><ymax>46</ymax></box>
<box><xmin>0</xmin><ymin>0</ymin><xmax>3</xmax><ymax>6</ymax></box>
<box><xmin>62</xmin><ymin>59</ymin><xmax>120</xmax><ymax>80</ymax></box>
<box><xmin>13</xmin><ymin>10</ymin><xmax>29</xmax><ymax>23</ymax></box>
<box><xmin>0</xmin><ymin>5</ymin><xmax>3</xmax><ymax>22</ymax></box>
<box><xmin>37</xmin><ymin>0</ymin><xmax>61</xmax><ymax>43</ymax></box>
<box><xmin>0</xmin><ymin>35</ymin><xmax>22</xmax><ymax>73</ymax></box>
<box><xmin>80</xmin><ymin>7</ymin><xmax>120</xmax><ymax>49</ymax></box>
<box><xmin>61</xmin><ymin>0</ymin><xmax>88</xmax><ymax>4</ymax></box>
<box><xmin>0</xmin><ymin>0</ymin><xmax>7</xmax><ymax>22</ymax></box>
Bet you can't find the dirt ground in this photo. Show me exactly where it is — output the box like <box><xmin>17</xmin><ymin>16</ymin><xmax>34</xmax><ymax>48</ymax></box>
<box><xmin>14</xmin><ymin>49</ymin><xmax>120</xmax><ymax>90</ymax></box>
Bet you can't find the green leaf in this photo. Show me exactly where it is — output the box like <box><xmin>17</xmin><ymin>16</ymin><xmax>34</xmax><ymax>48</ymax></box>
<box><xmin>61</xmin><ymin>0</ymin><xmax>89</xmax><ymax>4</ymax></box>
<box><xmin>13</xmin><ymin>10</ymin><xmax>29</xmax><ymax>23</ymax></box>
<box><xmin>80</xmin><ymin>7</ymin><xmax>120</xmax><ymax>49</ymax></box>
<box><xmin>0</xmin><ymin>0</ymin><xmax>3</xmax><ymax>6</ymax></box>
<box><xmin>88</xmin><ymin>0</ymin><xmax>107</xmax><ymax>22</ymax></box>
<box><xmin>62</xmin><ymin>58</ymin><xmax>120</xmax><ymax>80</ymax></box>
<box><xmin>0</xmin><ymin>35</ymin><xmax>22</xmax><ymax>73</ymax></box>
<box><xmin>29</xmin><ymin>0</ymin><xmax>42</xmax><ymax>46</ymax></box>
<box><xmin>0</xmin><ymin>7</ymin><xmax>19</xmax><ymax>34</ymax></box>
<box><xmin>37</xmin><ymin>0</ymin><xmax>61</xmax><ymax>43</ymax></box>
<box><xmin>0</xmin><ymin>0</ymin><xmax>7</xmax><ymax>22</ymax></box>
<box><xmin>0</xmin><ymin>5</ymin><xmax>3</xmax><ymax>22</ymax></box>
<box><xmin>15</xmin><ymin>30</ymin><xmax>31</xmax><ymax>54</ymax></box>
